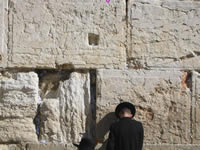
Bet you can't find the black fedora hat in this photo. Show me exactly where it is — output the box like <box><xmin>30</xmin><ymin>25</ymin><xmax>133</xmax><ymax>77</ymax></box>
<box><xmin>115</xmin><ymin>102</ymin><xmax>136</xmax><ymax>118</ymax></box>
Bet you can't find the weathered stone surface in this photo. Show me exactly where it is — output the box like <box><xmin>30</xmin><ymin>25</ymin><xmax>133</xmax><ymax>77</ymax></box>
<box><xmin>0</xmin><ymin>0</ymin><xmax>3</xmax><ymax>52</ymax></box>
<box><xmin>128</xmin><ymin>0</ymin><xmax>200</xmax><ymax>69</ymax></box>
<box><xmin>0</xmin><ymin>72</ymin><xmax>38</xmax><ymax>143</ymax></box>
<box><xmin>39</xmin><ymin>72</ymin><xmax>92</xmax><ymax>149</ymax></box>
<box><xmin>143</xmin><ymin>144</ymin><xmax>200</xmax><ymax>150</ymax></box>
<box><xmin>0</xmin><ymin>118</ymin><xmax>37</xmax><ymax>144</ymax></box>
<box><xmin>192</xmin><ymin>71</ymin><xmax>200</xmax><ymax>144</ymax></box>
<box><xmin>96</xmin><ymin>70</ymin><xmax>191</xmax><ymax>145</ymax></box>
<box><xmin>26</xmin><ymin>143</ymin><xmax>66</xmax><ymax>150</ymax></box>
<box><xmin>8</xmin><ymin>0</ymin><xmax>126</xmax><ymax>69</ymax></box>
<box><xmin>0</xmin><ymin>144</ymin><xmax>23</xmax><ymax>150</ymax></box>
<box><xmin>96</xmin><ymin>144</ymin><xmax>200</xmax><ymax>150</ymax></box>
<box><xmin>0</xmin><ymin>0</ymin><xmax>199</xmax><ymax>149</ymax></box>
<box><xmin>0</xmin><ymin>0</ymin><xmax>7</xmax><ymax>68</ymax></box>
<box><xmin>0</xmin><ymin>72</ymin><xmax>38</xmax><ymax>118</ymax></box>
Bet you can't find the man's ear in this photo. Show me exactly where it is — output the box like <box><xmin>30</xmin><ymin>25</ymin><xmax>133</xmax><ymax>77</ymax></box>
<box><xmin>129</xmin><ymin>113</ymin><xmax>133</xmax><ymax>118</ymax></box>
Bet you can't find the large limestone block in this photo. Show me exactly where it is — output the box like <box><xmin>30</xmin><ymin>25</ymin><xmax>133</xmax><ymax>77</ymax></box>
<box><xmin>0</xmin><ymin>72</ymin><xmax>38</xmax><ymax>118</ymax></box>
<box><xmin>96</xmin><ymin>70</ymin><xmax>191</xmax><ymax>145</ymax></box>
<box><xmin>0</xmin><ymin>144</ymin><xmax>23</xmax><ymax>150</ymax></box>
<box><xmin>39</xmin><ymin>72</ymin><xmax>92</xmax><ymax>149</ymax></box>
<box><xmin>128</xmin><ymin>0</ymin><xmax>200</xmax><ymax>69</ymax></box>
<box><xmin>0</xmin><ymin>118</ymin><xmax>37</xmax><ymax>143</ymax></box>
<box><xmin>192</xmin><ymin>71</ymin><xmax>200</xmax><ymax>144</ymax></box>
<box><xmin>0</xmin><ymin>72</ymin><xmax>38</xmax><ymax>143</ymax></box>
<box><xmin>8</xmin><ymin>0</ymin><xmax>126</xmax><ymax>69</ymax></box>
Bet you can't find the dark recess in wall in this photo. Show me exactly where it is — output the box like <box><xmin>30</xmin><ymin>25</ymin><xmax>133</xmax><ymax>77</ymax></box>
<box><xmin>33</xmin><ymin>69</ymin><xmax>97</xmax><ymax>142</ymax></box>
<box><xmin>88</xmin><ymin>33</ymin><xmax>99</xmax><ymax>46</ymax></box>
<box><xmin>89</xmin><ymin>70</ymin><xmax>97</xmax><ymax>141</ymax></box>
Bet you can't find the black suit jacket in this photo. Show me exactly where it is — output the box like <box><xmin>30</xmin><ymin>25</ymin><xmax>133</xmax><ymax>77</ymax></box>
<box><xmin>106</xmin><ymin>117</ymin><xmax>144</xmax><ymax>150</ymax></box>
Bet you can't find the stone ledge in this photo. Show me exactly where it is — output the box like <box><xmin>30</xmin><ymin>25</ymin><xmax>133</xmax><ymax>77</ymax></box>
<box><xmin>26</xmin><ymin>144</ymin><xmax>200</xmax><ymax>150</ymax></box>
<box><xmin>26</xmin><ymin>143</ymin><xmax>67</xmax><ymax>150</ymax></box>
<box><xmin>1</xmin><ymin>143</ymin><xmax>200</xmax><ymax>150</ymax></box>
<box><xmin>143</xmin><ymin>144</ymin><xmax>200</xmax><ymax>150</ymax></box>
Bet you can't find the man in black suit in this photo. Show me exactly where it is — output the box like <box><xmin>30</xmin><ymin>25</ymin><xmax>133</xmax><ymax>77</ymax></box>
<box><xmin>106</xmin><ymin>102</ymin><xmax>144</xmax><ymax>150</ymax></box>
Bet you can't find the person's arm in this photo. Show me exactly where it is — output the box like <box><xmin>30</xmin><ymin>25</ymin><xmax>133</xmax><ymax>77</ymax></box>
<box><xmin>106</xmin><ymin>125</ymin><xmax>115</xmax><ymax>150</ymax></box>
<box><xmin>138</xmin><ymin>122</ymin><xmax>144</xmax><ymax>150</ymax></box>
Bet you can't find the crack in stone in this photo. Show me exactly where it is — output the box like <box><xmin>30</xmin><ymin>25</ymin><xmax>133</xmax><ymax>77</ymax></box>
<box><xmin>181</xmin><ymin>71</ymin><xmax>192</xmax><ymax>91</ymax></box>
<box><xmin>180</xmin><ymin>51</ymin><xmax>200</xmax><ymax>61</ymax></box>
<box><xmin>33</xmin><ymin>105</ymin><xmax>41</xmax><ymax>139</ymax></box>
<box><xmin>7</xmin><ymin>0</ymin><xmax>14</xmax><ymax>57</ymax></box>
<box><xmin>89</xmin><ymin>70</ymin><xmax>96</xmax><ymax>141</ymax></box>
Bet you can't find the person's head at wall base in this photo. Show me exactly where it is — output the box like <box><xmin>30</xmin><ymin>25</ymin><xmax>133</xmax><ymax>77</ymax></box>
<box><xmin>73</xmin><ymin>137</ymin><xmax>94</xmax><ymax>150</ymax></box>
<box><xmin>115</xmin><ymin>102</ymin><xmax>136</xmax><ymax>119</ymax></box>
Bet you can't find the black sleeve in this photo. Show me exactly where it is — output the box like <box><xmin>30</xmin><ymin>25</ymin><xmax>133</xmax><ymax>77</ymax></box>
<box><xmin>138</xmin><ymin>123</ymin><xmax>144</xmax><ymax>150</ymax></box>
<box><xmin>106</xmin><ymin>125</ymin><xmax>115</xmax><ymax>150</ymax></box>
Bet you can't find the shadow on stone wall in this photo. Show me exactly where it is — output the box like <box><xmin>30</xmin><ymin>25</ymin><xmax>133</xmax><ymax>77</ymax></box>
<box><xmin>96</xmin><ymin>112</ymin><xmax>117</xmax><ymax>150</ymax></box>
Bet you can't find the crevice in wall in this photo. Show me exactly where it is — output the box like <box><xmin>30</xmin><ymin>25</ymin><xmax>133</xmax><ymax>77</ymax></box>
<box><xmin>89</xmin><ymin>70</ymin><xmax>96</xmax><ymax>141</ymax></box>
<box><xmin>185</xmin><ymin>72</ymin><xmax>192</xmax><ymax>91</ymax></box>
<box><xmin>7</xmin><ymin>0</ymin><xmax>13</xmax><ymax>58</ymax></box>
<box><xmin>180</xmin><ymin>53</ymin><xmax>196</xmax><ymax>61</ymax></box>
<box><xmin>173</xmin><ymin>70</ymin><xmax>200</xmax><ymax>144</ymax></box>
<box><xmin>125</xmin><ymin>0</ymin><xmax>130</xmax><ymax>69</ymax></box>
<box><xmin>0</xmin><ymin>54</ymin><xmax>2</xmax><ymax>63</ymax></box>
<box><xmin>33</xmin><ymin>105</ymin><xmax>41</xmax><ymax>139</ymax></box>
<box><xmin>7</xmin><ymin>0</ymin><xmax>17</xmax><ymax>65</ymax></box>
<box><xmin>88</xmin><ymin>33</ymin><xmax>99</xmax><ymax>46</ymax></box>
<box><xmin>125</xmin><ymin>0</ymin><xmax>128</xmax><ymax>24</ymax></box>
<box><xmin>55</xmin><ymin>63</ymin><xmax>75</xmax><ymax>70</ymax></box>
<box><xmin>187</xmin><ymin>71</ymin><xmax>193</xmax><ymax>144</ymax></box>
<box><xmin>0</xmin><ymin>141</ymin><xmax>20</xmax><ymax>145</ymax></box>
<box><xmin>180</xmin><ymin>70</ymin><xmax>193</xmax><ymax>143</ymax></box>
<box><xmin>35</xmin><ymin>69</ymin><xmax>72</xmax><ymax>99</ymax></box>
<box><xmin>190</xmin><ymin>72</ymin><xmax>193</xmax><ymax>144</ymax></box>
<box><xmin>181</xmin><ymin>71</ymin><xmax>192</xmax><ymax>91</ymax></box>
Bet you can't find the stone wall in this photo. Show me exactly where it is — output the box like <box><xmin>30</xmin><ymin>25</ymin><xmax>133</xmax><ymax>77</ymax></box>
<box><xmin>0</xmin><ymin>0</ymin><xmax>200</xmax><ymax>150</ymax></box>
